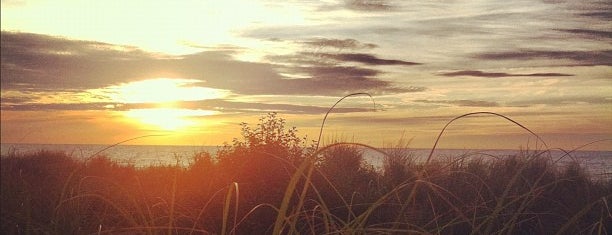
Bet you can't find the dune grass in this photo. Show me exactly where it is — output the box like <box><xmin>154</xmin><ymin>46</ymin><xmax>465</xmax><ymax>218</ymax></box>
<box><xmin>2</xmin><ymin>103</ymin><xmax>610</xmax><ymax>234</ymax></box>
<box><xmin>3</xmin><ymin>144</ymin><xmax>609</xmax><ymax>234</ymax></box>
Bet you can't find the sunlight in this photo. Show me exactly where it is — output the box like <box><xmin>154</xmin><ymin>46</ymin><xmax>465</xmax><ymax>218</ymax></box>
<box><xmin>108</xmin><ymin>78</ymin><xmax>227</xmax><ymax>104</ymax></box>
<box><xmin>126</xmin><ymin>108</ymin><xmax>216</xmax><ymax>131</ymax></box>
<box><xmin>1</xmin><ymin>1</ymin><xmax>306</xmax><ymax>55</ymax></box>
<box><xmin>103</xmin><ymin>78</ymin><xmax>225</xmax><ymax>131</ymax></box>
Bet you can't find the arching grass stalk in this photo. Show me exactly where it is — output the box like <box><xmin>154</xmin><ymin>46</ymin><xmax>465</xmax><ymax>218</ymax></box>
<box><xmin>315</xmin><ymin>92</ymin><xmax>376</xmax><ymax>151</ymax></box>
<box><xmin>552</xmin><ymin>139</ymin><xmax>612</xmax><ymax>165</ymax></box>
<box><xmin>272</xmin><ymin>93</ymin><xmax>376</xmax><ymax>234</ymax></box>
<box><xmin>427</xmin><ymin>112</ymin><xmax>548</xmax><ymax>164</ymax></box>
<box><xmin>221</xmin><ymin>182</ymin><xmax>239</xmax><ymax>235</ymax></box>
<box><xmin>88</xmin><ymin>134</ymin><xmax>167</xmax><ymax>163</ymax></box>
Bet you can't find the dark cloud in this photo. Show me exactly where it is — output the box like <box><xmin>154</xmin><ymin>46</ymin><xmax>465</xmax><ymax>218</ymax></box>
<box><xmin>251</xmin><ymin>68</ymin><xmax>421</xmax><ymax>95</ymax></box>
<box><xmin>345</xmin><ymin>0</ymin><xmax>393</xmax><ymax>11</ymax></box>
<box><xmin>571</xmin><ymin>0</ymin><xmax>612</xmax><ymax>20</ymax></box>
<box><xmin>298</xmin><ymin>65</ymin><xmax>378</xmax><ymax>78</ymax></box>
<box><xmin>282</xmin><ymin>52</ymin><xmax>420</xmax><ymax>67</ymax></box>
<box><xmin>1</xmin><ymin>98</ymin><xmax>376</xmax><ymax>114</ymax></box>
<box><xmin>301</xmin><ymin>38</ymin><xmax>378</xmax><ymax>50</ymax></box>
<box><xmin>558</xmin><ymin>29</ymin><xmax>612</xmax><ymax>40</ymax></box>
<box><xmin>440</xmin><ymin>70</ymin><xmax>574</xmax><ymax>78</ymax></box>
<box><xmin>186</xmin><ymin>99</ymin><xmax>375</xmax><ymax>114</ymax></box>
<box><xmin>318</xmin><ymin>53</ymin><xmax>421</xmax><ymax>66</ymax></box>
<box><xmin>1</xmin><ymin>31</ymin><xmax>413</xmax><ymax>96</ymax></box>
<box><xmin>411</xmin><ymin>95</ymin><xmax>612</xmax><ymax>109</ymax></box>
<box><xmin>1</xmin><ymin>102</ymin><xmax>118</xmax><ymax>111</ymax></box>
<box><xmin>1</xmin><ymin>31</ymin><xmax>158</xmax><ymax>89</ymax></box>
<box><xmin>507</xmin><ymin>96</ymin><xmax>612</xmax><ymax>107</ymax></box>
<box><xmin>475</xmin><ymin>50</ymin><xmax>612</xmax><ymax>66</ymax></box>
<box><xmin>579</xmin><ymin>11</ymin><xmax>612</xmax><ymax>20</ymax></box>
<box><xmin>263</xmin><ymin>47</ymin><xmax>424</xmax><ymax>95</ymax></box>
<box><xmin>414</xmin><ymin>99</ymin><xmax>499</xmax><ymax>107</ymax></box>
<box><xmin>0</xmin><ymin>96</ymin><xmax>34</xmax><ymax>105</ymax></box>
<box><xmin>334</xmin><ymin>110</ymin><xmax>577</xmax><ymax>126</ymax></box>
<box><xmin>411</xmin><ymin>96</ymin><xmax>612</xmax><ymax>109</ymax></box>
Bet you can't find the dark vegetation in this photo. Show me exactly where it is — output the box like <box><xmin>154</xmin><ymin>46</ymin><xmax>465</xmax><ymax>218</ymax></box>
<box><xmin>1</xmin><ymin>113</ymin><xmax>610</xmax><ymax>234</ymax></box>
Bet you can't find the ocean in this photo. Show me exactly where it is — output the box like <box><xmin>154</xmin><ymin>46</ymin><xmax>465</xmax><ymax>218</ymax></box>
<box><xmin>2</xmin><ymin>143</ymin><xmax>610</xmax><ymax>180</ymax></box>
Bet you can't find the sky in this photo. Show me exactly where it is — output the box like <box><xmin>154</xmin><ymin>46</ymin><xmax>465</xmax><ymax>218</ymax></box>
<box><xmin>1</xmin><ymin>0</ymin><xmax>611</xmax><ymax>150</ymax></box>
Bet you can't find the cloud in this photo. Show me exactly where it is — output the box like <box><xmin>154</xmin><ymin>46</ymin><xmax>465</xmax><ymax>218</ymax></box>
<box><xmin>263</xmin><ymin>43</ymin><xmax>424</xmax><ymax>95</ymax></box>
<box><xmin>411</xmin><ymin>96</ymin><xmax>612</xmax><ymax>109</ymax></box>
<box><xmin>475</xmin><ymin>50</ymin><xmax>612</xmax><ymax>66</ymax></box>
<box><xmin>1</xmin><ymin>31</ymin><xmax>414</xmax><ymax>96</ymax></box>
<box><xmin>274</xmin><ymin>52</ymin><xmax>420</xmax><ymax>67</ymax></box>
<box><xmin>507</xmin><ymin>96</ymin><xmax>612</xmax><ymax>107</ymax></box>
<box><xmin>333</xmin><ymin>110</ymin><xmax>581</xmax><ymax>127</ymax></box>
<box><xmin>439</xmin><ymin>70</ymin><xmax>574</xmax><ymax>78</ymax></box>
<box><xmin>301</xmin><ymin>38</ymin><xmax>378</xmax><ymax>50</ymax></box>
<box><xmin>579</xmin><ymin>11</ymin><xmax>612</xmax><ymax>20</ymax></box>
<box><xmin>0</xmin><ymin>96</ymin><xmax>34</xmax><ymax>105</ymax></box>
<box><xmin>344</xmin><ymin>0</ymin><xmax>394</xmax><ymax>11</ymax></box>
<box><xmin>558</xmin><ymin>29</ymin><xmax>612</xmax><ymax>40</ymax></box>
<box><xmin>1</xmin><ymin>31</ymin><xmax>173</xmax><ymax>89</ymax></box>
<box><xmin>1</xmin><ymin>101</ymin><xmax>119</xmax><ymax>111</ymax></box>
<box><xmin>249</xmin><ymin>66</ymin><xmax>422</xmax><ymax>95</ymax></box>
<box><xmin>1</xmin><ymin>97</ymin><xmax>376</xmax><ymax>115</ymax></box>
<box><xmin>414</xmin><ymin>99</ymin><xmax>499</xmax><ymax>107</ymax></box>
<box><xmin>186</xmin><ymin>99</ymin><xmax>375</xmax><ymax>114</ymax></box>
<box><xmin>317</xmin><ymin>53</ymin><xmax>421</xmax><ymax>66</ymax></box>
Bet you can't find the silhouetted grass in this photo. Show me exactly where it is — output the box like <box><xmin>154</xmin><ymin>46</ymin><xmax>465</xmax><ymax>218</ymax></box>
<box><xmin>2</xmin><ymin>141</ymin><xmax>609</xmax><ymax>234</ymax></box>
<box><xmin>2</xmin><ymin>110</ymin><xmax>610</xmax><ymax>234</ymax></box>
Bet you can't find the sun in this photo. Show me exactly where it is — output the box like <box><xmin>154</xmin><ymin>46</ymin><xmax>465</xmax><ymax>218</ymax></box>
<box><xmin>103</xmin><ymin>78</ymin><xmax>226</xmax><ymax>131</ymax></box>
<box><xmin>108</xmin><ymin>78</ymin><xmax>227</xmax><ymax>104</ymax></box>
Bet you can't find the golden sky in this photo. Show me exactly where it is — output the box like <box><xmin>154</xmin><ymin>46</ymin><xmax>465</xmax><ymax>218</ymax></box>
<box><xmin>1</xmin><ymin>0</ymin><xmax>611</xmax><ymax>150</ymax></box>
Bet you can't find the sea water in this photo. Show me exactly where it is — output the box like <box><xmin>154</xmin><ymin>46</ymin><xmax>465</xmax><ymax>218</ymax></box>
<box><xmin>2</xmin><ymin>143</ymin><xmax>610</xmax><ymax>180</ymax></box>
<box><xmin>0</xmin><ymin>143</ymin><xmax>218</xmax><ymax>167</ymax></box>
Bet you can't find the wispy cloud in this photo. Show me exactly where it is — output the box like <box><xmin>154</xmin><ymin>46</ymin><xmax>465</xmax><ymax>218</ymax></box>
<box><xmin>263</xmin><ymin>40</ymin><xmax>425</xmax><ymax>95</ymax></box>
<box><xmin>1</xmin><ymin>97</ymin><xmax>376</xmax><ymax>115</ymax></box>
<box><xmin>414</xmin><ymin>99</ymin><xmax>500</xmax><ymax>108</ymax></box>
<box><xmin>439</xmin><ymin>70</ymin><xmax>574</xmax><ymax>78</ymax></box>
<box><xmin>557</xmin><ymin>29</ymin><xmax>612</xmax><ymax>40</ymax></box>
<box><xmin>301</xmin><ymin>38</ymin><xmax>378</xmax><ymax>50</ymax></box>
<box><xmin>344</xmin><ymin>0</ymin><xmax>394</xmax><ymax>11</ymax></box>
<box><xmin>475</xmin><ymin>50</ymin><xmax>612</xmax><ymax>66</ymax></box>
<box><xmin>317</xmin><ymin>53</ymin><xmax>421</xmax><ymax>66</ymax></box>
<box><xmin>507</xmin><ymin>96</ymin><xmax>612</xmax><ymax>107</ymax></box>
<box><xmin>578</xmin><ymin>11</ymin><xmax>612</xmax><ymax>20</ymax></box>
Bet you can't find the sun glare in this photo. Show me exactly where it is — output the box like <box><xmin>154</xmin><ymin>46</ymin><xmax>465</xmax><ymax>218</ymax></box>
<box><xmin>99</xmin><ymin>78</ymin><xmax>226</xmax><ymax>131</ymax></box>
<box><xmin>109</xmin><ymin>78</ymin><xmax>227</xmax><ymax>104</ymax></box>
<box><xmin>126</xmin><ymin>108</ymin><xmax>216</xmax><ymax>131</ymax></box>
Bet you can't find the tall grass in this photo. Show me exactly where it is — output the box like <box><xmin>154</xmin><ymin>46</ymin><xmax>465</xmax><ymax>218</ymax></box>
<box><xmin>2</xmin><ymin>139</ymin><xmax>609</xmax><ymax>234</ymax></box>
<box><xmin>2</xmin><ymin>95</ymin><xmax>610</xmax><ymax>234</ymax></box>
